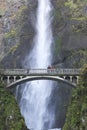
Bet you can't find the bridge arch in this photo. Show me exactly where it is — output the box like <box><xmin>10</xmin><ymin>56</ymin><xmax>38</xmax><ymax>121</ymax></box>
<box><xmin>6</xmin><ymin>75</ymin><xmax>76</xmax><ymax>88</ymax></box>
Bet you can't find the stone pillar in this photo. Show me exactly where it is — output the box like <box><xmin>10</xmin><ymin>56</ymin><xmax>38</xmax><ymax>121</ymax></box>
<box><xmin>77</xmin><ymin>76</ymin><xmax>79</xmax><ymax>84</ymax></box>
<box><xmin>14</xmin><ymin>76</ymin><xmax>16</xmax><ymax>82</ymax></box>
<box><xmin>7</xmin><ymin>76</ymin><xmax>10</xmax><ymax>84</ymax></box>
<box><xmin>70</xmin><ymin>76</ymin><xmax>73</xmax><ymax>82</ymax></box>
<box><xmin>1</xmin><ymin>76</ymin><xmax>3</xmax><ymax>81</ymax></box>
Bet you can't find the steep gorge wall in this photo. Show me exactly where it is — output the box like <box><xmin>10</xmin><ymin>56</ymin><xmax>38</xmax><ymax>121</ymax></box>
<box><xmin>52</xmin><ymin>0</ymin><xmax>87</xmax><ymax>66</ymax></box>
<box><xmin>0</xmin><ymin>0</ymin><xmax>87</xmax><ymax>68</ymax></box>
<box><xmin>0</xmin><ymin>1</ymin><xmax>87</xmax><ymax>129</ymax></box>
<box><xmin>0</xmin><ymin>0</ymin><xmax>37</xmax><ymax>68</ymax></box>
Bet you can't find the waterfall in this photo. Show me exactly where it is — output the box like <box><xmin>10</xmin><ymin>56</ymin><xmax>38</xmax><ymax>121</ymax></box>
<box><xmin>17</xmin><ymin>0</ymin><xmax>61</xmax><ymax>130</ymax></box>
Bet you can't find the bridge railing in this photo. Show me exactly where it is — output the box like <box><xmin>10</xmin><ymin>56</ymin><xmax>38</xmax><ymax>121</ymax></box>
<box><xmin>57</xmin><ymin>69</ymin><xmax>81</xmax><ymax>75</ymax></box>
<box><xmin>0</xmin><ymin>69</ymin><xmax>27</xmax><ymax>75</ymax></box>
<box><xmin>0</xmin><ymin>68</ymin><xmax>82</xmax><ymax>76</ymax></box>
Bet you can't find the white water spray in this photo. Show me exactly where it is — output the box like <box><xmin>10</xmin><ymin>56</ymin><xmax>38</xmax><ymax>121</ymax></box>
<box><xmin>18</xmin><ymin>0</ymin><xmax>61</xmax><ymax>129</ymax></box>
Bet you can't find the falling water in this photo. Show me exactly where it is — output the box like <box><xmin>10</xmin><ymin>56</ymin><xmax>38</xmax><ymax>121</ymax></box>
<box><xmin>18</xmin><ymin>0</ymin><xmax>61</xmax><ymax>130</ymax></box>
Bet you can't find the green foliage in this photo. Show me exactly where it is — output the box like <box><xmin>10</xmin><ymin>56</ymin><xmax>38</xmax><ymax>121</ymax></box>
<box><xmin>64</xmin><ymin>0</ymin><xmax>87</xmax><ymax>20</ymax></box>
<box><xmin>55</xmin><ymin>0</ymin><xmax>87</xmax><ymax>34</ymax></box>
<box><xmin>0</xmin><ymin>81</ymin><xmax>27</xmax><ymax>130</ymax></box>
<box><xmin>63</xmin><ymin>65</ymin><xmax>87</xmax><ymax>130</ymax></box>
<box><xmin>67</xmin><ymin>49</ymin><xmax>87</xmax><ymax>68</ymax></box>
<box><xmin>81</xmin><ymin>64</ymin><xmax>87</xmax><ymax>85</ymax></box>
<box><xmin>64</xmin><ymin>1</ymin><xmax>78</xmax><ymax>9</ymax></box>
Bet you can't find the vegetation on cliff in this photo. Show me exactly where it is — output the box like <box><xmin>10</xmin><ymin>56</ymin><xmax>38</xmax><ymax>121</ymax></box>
<box><xmin>0</xmin><ymin>81</ymin><xmax>28</xmax><ymax>130</ymax></box>
<box><xmin>63</xmin><ymin>65</ymin><xmax>87</xmax><ymax>130</ymax></box>
<box><xmin>53</xmin><ymin>0</ymin><xmax>87</xmax><ymax>65</ymax></box>
<box><xmin>64</xmin><ymin>0</ymin><xmax>87</xmax><ymax>33</ymax></box>
<box><xmin>63</xmin><ymin>49</ymin><xmax>87</xmax><ymax>68</ymax></box>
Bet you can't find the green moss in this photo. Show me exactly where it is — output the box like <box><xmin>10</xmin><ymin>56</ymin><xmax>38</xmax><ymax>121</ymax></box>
<box><xmin>5</xmin><ymin>29</ymin><xmax>17</xmax><ymax>39</ymax></box>
<box><xmin>64</xmin><ymin>1</ymin><xmax>78</xmax><ymax>9</ymax></box>
<box><xmin>17</xmin><ymin>5</ymin><xmax>27</xmax><ymax>18</ymax></box>
<box><xmin>10</xmin><ymin>44</ymin><xmax>19</xmax><ymax>54</ymax></box>
<box><xmin>71</xmin><ymin>17</ymin><xmax>86</xmax><ymax>21</ymax></box>
<box><xmin>67</xmin><ymin>50</ymin><xmax>87</xmax><ymax>67</ymax></box>
<box><xmin>0</xmin><ymin>9</ymin><xmax>5</xmax><ymax>16</ymax></box>
<box><xmin>18</xmin><ymin>5</ymin><xmax>27</xmax><ymax>13</ymax></box>
<box><xmin>64</xmin><ymin>0</ymin><xmax>87</xmax><ymax>25</ymax></box>
<box><xmin>72</xmin><ymin>22</ymin><xmax>87</xmax><ymax>33</ymax></box>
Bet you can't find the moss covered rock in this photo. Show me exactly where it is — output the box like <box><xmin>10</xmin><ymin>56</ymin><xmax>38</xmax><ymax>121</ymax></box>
<box><xmin>0</xmin><ymin>81</ymin><xmax>28</xmax><ymax>130</ymax></box>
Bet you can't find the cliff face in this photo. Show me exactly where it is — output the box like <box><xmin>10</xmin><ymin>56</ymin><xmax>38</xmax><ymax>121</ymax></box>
<box><xmin>52</xmin><ymin>0</ymin><xmax>87</xmax><ymax>66</ymax></box>
<box><xmin>0</xmin><ymin>0</ymin><xmax>87</xmax><ymax>129</ymax></box>
<box><xmin>0</xmin><ymin>0</ymin><xmax>37</xmax><ymax>68</ymax></box>
<box><xmin>0</xmin><ymin>0</ymin><xmax>26</xmax><ymax>61</ymax></box>
<box><xmin>0</xmin><ymin>0</ymin><xmax>87</xmax><ymax>68</ymax></box>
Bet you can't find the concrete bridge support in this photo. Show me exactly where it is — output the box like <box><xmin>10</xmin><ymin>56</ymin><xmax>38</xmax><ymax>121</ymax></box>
<box><xmin>14</xmin><ymin>76</ymin><xmax>16</xmax><ymax>82</ymax></box>
<box><xmin>7</xmin><ymin>76</ymin><xmax>10</xmax><ymax>84</ymax></box>
<box><xmin>0</xmin><ymin>75</ymin><xmax>79</xmax><ymax>88</ymax></box>
<box><xmin>62</xmin><ymin>76</ymin><xmax>79</xmax><ymax>84</ymax></box>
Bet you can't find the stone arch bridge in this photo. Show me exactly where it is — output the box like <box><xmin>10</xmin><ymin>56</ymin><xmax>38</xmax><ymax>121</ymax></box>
<box><xmin>0</xmin><ymin>68</ymin><xmax>82</xmax><ymax>88</ymax></box>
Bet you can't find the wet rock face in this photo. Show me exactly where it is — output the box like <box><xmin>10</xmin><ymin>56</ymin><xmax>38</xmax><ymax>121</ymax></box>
<box><xmin>0</xmin><ymin>0</ymin><xmax>87</xmax><ymax>68</ymax></box>
<box><xmin>51</xmin><ymin>0</ymin><xmax>87</xmax><ymax>67</ymax></box>
<box><xmin>0</xmin><ymin>0</ymin><xmax>27</xmax><ymax>61</ymax></box>
<box><xmin>0</xmin><ymin>0</ymin><xmax>37</xmax><ymax>68</ymax></box>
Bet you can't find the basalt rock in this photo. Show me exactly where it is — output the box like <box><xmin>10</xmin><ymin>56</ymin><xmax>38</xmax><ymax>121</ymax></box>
<box><xmin>0</xmin><ymin>0</ymin><xmax>87</xmax><ymax>68</ymax></box>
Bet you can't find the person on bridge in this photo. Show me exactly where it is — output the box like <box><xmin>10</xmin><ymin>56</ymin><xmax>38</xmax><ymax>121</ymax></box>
<box><xmin>47</xmin><ymin>66</ymin><xmax>55</xmax><ymax>73</ymax></box>
<box><xmin>47</xmin><ymin>66</ymin><xmax>51</xmax><ymax>69</ymax></box>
